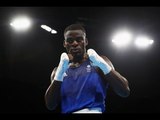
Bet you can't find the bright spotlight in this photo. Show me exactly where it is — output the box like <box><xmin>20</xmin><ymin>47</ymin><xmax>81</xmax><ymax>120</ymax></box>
<box><xmin>112</xmin><ymin>31</ymin><xmax>132</xmax><ymax>47</ymax></box>
<box><xmin>41</xmin><ymin>24</ymin><xmax>57</xmax><ymax>34</ymax></box>
<box><xmin>135</xmin><ymin>36</ymin><xmax>154</xmax><ymax>48</ymax></box>
<box><xmin>41</xmin><ymin>25</ymin><xmax>52</xmax><ymax>32</ymax></box>
<box><xmin>10</xmin><ymin>16</ymin><xmax>31</xmax><ymax>31</ymax></box>
<box><xmin>51</xmin><ymin>29</ymin><xmax>57</xmax><ymax>34</ymax></box>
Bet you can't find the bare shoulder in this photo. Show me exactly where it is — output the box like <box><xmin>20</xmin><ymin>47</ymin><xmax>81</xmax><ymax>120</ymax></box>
<box><xmin>50</xmin><ymin>67</ymin><xmax>57</xmax><ymax>81</ymax></box>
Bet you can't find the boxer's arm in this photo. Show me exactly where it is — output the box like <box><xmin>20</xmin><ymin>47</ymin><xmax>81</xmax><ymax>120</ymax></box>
<box><xmin>101</xmin><ymin>55</ymin><xmax>130</xmax><ymax>97</ymax></box>
<box><xmin>45</xmin><ymin>53</ymin><xmax>69</xmax><ymax>110</ymax></box>
<box><xmin>87</xmin><ymin>49</ymin><xmax>130</xmax><ymax>97</ymax></box>
<box><xmin>45</xmin><ymin>68</ymin><xmax>62</xmax><ymax>110</ymax></box>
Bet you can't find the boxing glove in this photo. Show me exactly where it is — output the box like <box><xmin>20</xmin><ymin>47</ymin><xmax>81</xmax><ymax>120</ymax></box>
<box><xmin>87</xmin><ymin>49</ymin><xmax>112</xmax><ymax>75</ymax></box>
<box><xmin>54</xmin><ymin>52</ymin><xmax>69</xmax><ymax>81</ymax></box>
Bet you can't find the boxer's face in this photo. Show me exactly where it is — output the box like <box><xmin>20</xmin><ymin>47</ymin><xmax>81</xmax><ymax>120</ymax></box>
<box><xmin>64</xmin><ymin>30</ymin><xmax>88</xmax><ymax>60</ymax></box>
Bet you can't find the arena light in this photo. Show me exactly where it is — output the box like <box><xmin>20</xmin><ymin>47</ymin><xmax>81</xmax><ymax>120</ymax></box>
<box><xmin>134</xmin><ymin>36</ymin><xmax>154</xmax><ymax>48</ymax></box>
<box><xmin>10</xmin><ymin>16</ymin><xmax>31</xmax><ymax>31</ymax></box>
<box><xmin>41</xmin><ymin>25</ymin><xmax>52</xmax><ymax>32</ymax></box>
<box><xmin>51</xmin><ymin>29</ymin><xmax>57</xmax><ymax>34</ymax></box>
<box><xmin>112</xmin><ymin>30</ymin><xmax>132</xmax><ymax>47</ymax></box>
<box><xmin>41</xmin><ymin>24</ymin><xmax>57</xmax><ymax>34</ymax></box>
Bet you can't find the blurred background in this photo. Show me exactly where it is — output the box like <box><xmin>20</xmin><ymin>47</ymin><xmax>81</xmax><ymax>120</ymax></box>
<box><xmin>0</xmin><ymin>7</ymin><xmax>160</xmax><ymax>114</ymax></box>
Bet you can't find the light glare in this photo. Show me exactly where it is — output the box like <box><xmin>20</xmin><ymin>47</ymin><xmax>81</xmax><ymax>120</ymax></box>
<box><xmin>41</xmin><ymin>24</ymin><xmax>57</xmax><ymax>34</ymax></box>
<box><xmin>135</xmin><ymin>36</ymin><xmax>154</xmax><ymax>48</ymax></box>
<box><xmin>41</xmin><ymin>25</ymin><xmax>52</xmax><ymax>32</ymax></box>
<box><xmin>51</xmin><ymin>29</ymin><xmax>57</xmax><ymax>34</ymax></box>
<box><xmin>10</xmin><ymin>17</ymin><xmax>31</xmax><ymax>31</ymax></box>
<box><xmin>112</xmin><ymin>31</ymin><xmax>132</xmax><ymax>47</ymax></box>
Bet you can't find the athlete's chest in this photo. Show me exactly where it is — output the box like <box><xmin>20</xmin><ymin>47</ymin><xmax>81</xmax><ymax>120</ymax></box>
<box><xmin>65</xmin><ymin>61</ymin><xmax>95</xmax><ymax>78</ymax></box>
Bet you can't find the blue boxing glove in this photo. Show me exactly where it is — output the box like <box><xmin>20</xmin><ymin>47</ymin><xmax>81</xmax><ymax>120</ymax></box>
<box><xmin>54</xmin><ymin>52</ymin><xmax>69</xmax><ymax>81</ymax></box>
<box><xmin>87</xmin><ymin>49</ymin><xmax>112</xmax><ymax>75</ymax></box>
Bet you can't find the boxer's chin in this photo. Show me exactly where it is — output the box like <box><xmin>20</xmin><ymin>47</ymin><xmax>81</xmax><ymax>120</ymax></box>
<box><xmin>72</xmin><ymin>53</ymin><xmax>84</xmax><ymax>62</ymax></box>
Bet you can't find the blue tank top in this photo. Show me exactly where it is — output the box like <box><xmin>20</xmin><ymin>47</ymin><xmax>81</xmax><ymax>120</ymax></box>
<box><xmin>61</xmin><ymin>59</ymin><xmax>109</xmax><ymax>113</ymax></box>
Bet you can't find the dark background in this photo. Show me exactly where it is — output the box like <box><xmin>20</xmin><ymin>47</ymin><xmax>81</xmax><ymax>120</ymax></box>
<box><xmin>0</xmin><ymin>7</ymin><xmax>160</xmax><ymax>115</ymax></box>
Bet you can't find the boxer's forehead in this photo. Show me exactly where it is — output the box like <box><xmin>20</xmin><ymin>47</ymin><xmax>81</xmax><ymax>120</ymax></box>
<box><xmin>64</xmin><ymin>30</ymin><xmax>86</xmax><ymax>39</ymax></box>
